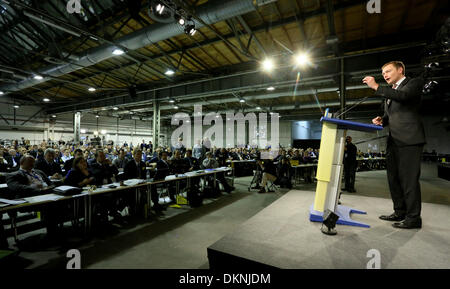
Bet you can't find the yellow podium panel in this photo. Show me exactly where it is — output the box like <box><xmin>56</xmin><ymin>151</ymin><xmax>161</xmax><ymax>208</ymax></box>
<box><xmin>314</xmin><ymin>122</ymin><xmax>338</xmax><ymax>212</ymax></box>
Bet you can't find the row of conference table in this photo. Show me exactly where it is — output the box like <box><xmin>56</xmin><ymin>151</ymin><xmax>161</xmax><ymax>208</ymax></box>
<box><xmin>0</xmin><ymin>167</ymin><xmax>232</xmax><ymax>236</ymax></box>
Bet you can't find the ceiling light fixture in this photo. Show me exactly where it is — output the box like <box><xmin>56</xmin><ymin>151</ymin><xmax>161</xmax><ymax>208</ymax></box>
<box><xmin>112</xmin><ymin>49</ymin><xmax>124</xmax><ymax>55</ymax></box>
<box><xmin>266</xmin><ymin>86</ymin><xmax>275</xmax><ymax>91</ymax></box>
<box><xmin>185</xmin><ymin>24</ymin><xmax>196</xmax><ymax>36</ymax></box>
<box><xmin>13</xmin><ymin>105</ymin><xmax>19</xmax><ymax>109</ymax></box>
<box><xmin>156</xmin><ymin>3</ymin><xmax>165</xmax><ymax>14</ymax></box>
<box><xmin>34</xmin><ymin>75</ymin><xmax>43</xmax><ymax>80</ymax></box>
<box><xmin>113</xmin><ymin>107</ymin><xmax>119</xmax><ymax>110</ymax></box>
<box><xmin>88</xmin><ymin>87</ymin><xmax>96</xmax><ymax>92</ymax></box>
<box><xmin>261</xmin><ymin>58</ymin><xmax>274</xmax><ymax>72</ymax></box>
<box><xmin>294</xmin><ymin>52</ymin><xmax>310</xmax><ymax>67</ymax></box>
<box><xmin>0</xmin><ymin>91</ymin><xmax>4</xmax><ymax>95</ymax></box>
<box><xmin>43</xmin><ymin>98</ymin><xmax>50</xmax><ymax>102</ymax></box>
<box><xmin>165</xmin><ymin>69</ymin><xmax>175</xmax><ymax>76</ymax></box>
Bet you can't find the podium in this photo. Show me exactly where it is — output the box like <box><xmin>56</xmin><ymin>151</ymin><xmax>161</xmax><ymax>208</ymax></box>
<box><xmin>310</xmin><ymin>109</ymin><xmax>383</xmax><ymax>229</ymax></box>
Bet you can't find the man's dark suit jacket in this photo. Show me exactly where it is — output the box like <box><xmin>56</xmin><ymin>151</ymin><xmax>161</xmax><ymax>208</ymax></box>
<box><xmin>154</xmin><ymin>159</ymin><xmax>170</xmax><ymax>180</ymax></box>
<box><xmin>88</xmin><ymin>161</ymin><xmax>119</xmax><ymax>186</ymax></box>
<box><xmin>35</xmin><ymin>159</ymin><xmax>63</xmax><ymax>177</ymax></box>
<box><xmin>6</xmin><ymin>169</ymin><xmax>53</xmax><ymax>198</ymax></box>
<box><xmin>123</xmin><ymin>159</ymin><xmax>147</xmax><ymax>180</ymax></box>
<box><xmin>375</xmin><ymin>77</ymin><xmax>426</xmax><ymax>146</ymax></box>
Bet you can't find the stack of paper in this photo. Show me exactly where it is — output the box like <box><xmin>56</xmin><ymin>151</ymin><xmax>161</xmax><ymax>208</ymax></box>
<box><xmin>0</xmin><ymin>198</ymin><xmax>27</xmax><ymax>206</ymax></box>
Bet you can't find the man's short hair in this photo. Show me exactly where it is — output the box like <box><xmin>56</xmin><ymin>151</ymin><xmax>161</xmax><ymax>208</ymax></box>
<box><xmin>133</xmin><ymin>148</ymin><xmax>142</xmax><ymax>156</ymax></box>
<box><xmin>382</xmin><ymin>61</ymin><xmax>405</xmax><ymax>75</ymax></box>
<box><xmin>74</xmin><ymin>149</ymin><xmax>83</xmax><ymax>155</ymax></box>
<box><xmin>44</xmin><ymin>148</ymin><xmax>55</xmax><ymax>156</ymax></box>
<box><xmin>20</xmin><ymin>154</ymin><xmax>35</xmax><ymax>165</ymax></box>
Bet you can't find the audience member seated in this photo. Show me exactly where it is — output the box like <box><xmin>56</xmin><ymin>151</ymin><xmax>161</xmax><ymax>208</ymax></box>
<box><xmin>113</xmin><ymin>149</ymin><xmax>128</xmax><ymax>170</ymax></box>
<box><xmin>122</xmin><ymin>148</ymin><xmax>148</xmax><ymax>216</ymax></box>
<box><xmin>150</xmin><ymin>151</ymin><xmax>171</xmax><ymax>211</ymax></box>
<box><xmin>64</xmin><ymin>157</ymin><xmax>95</xmax><ymax>187</ymax></box>
<box><xmin>171</xmin><ymin>150</ymin><xmax>190</xmax><ymax>174</ymax></box>
<box><xmin>35</xmin><ymin>148</ymin><xmax>63</xmax><ymax>180</ymax></box>
<box><xmin>61</xmin><ymin>149</ymin><xmax>73</xmax><ymax>163</ymax></box>
<box><xmin>277</xmin><ymin>157</ymin><xmax>292</xmax><ymax>189</ymax></box>
<box><xmin>88</xmin><ymin>150</ymin><xmax>119</xmax><ymax>186</ymax></box>
<box><xmin>4</xmin><ymin>149</ymin><xmax>20</xmax><ymax>170</ymax></box>
<box><xmin>6</xmin><ymin>155</ymin><xmax>54</xmax><ymax>197</ymax></box>
<box><xmin>123</xmin><ymin>149</ymin><xmax>147</xmax><ymax>180</ymax></box>
<box><xmin>202</xmin><ymin>152</ymin><xmax>234</xmax><ymax>193</ymax></box>
<box><xmin>215</xmin><ymin>148</ymin><xmax>230</xmax><ymax>167</ymax></box>
<box><xmin>6</xmin><ymin>155</ymin><xmax>63</xmax><ymax>240</ymax></box>
<box><xmin>257</xmin><ymin>158</ymin><xmax>278</xmax><ymax>193</ymax></box>
<box><xmin>0</xmin><ymin>150</ymin><xmax>9</xmax><ymax>172</ymax></box>
<box><xmin>63</xmin><ymin>149</ymin><xmax>83</xmax><ymax>172</ymax></box>
<box><xmin>184</xmin><ymin>149</ymin><xmax>200</xmax><ymax>171</ymax></box>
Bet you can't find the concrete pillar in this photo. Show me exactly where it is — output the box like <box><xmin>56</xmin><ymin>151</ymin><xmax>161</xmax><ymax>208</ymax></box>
<box><xmin>153</xmin><ymin>95</ymin><xmax>160</xmax><ymax>148</ymax></box>
<box><xmin>74</xmin><ymin>111</ymin><xmax>81</xmax><ymax>143</ymax></box>
<box><xmin>339</xmin><ymin>58</ymin><xmax>346</xmax><ymax>119</ymax></box>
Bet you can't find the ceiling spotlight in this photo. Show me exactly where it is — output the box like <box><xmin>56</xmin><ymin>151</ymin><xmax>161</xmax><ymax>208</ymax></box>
<box><xmin>88</xmin><ymin>87</ymin><xmax>96</xmax><ymax>92</ymax></box>
<box><xmin>52</xmin><ymin>115</ymin><xmax>56</xmax><ymax>118</ymax></box>
<box><xmin>112</xmin><ymin>49</ymin><xmax>124</xmax><ymax>55</ymax></box>
<box><xmin>113</xmin><ymin>107</ymin><xmax>119</xmax><ymax>110</ymax></box>
<box><xmin>81</xmin><ymin>129</ymin><xmax>86</xmax><ymax>134</ymax></box>
<box><xmin>43</xmin><ymin>98</ymin><xmax>50</xmax><ymax>102</ymax></box>
<box><xmin>169</xmin><ymin>98</ymin><xmax>175</xmax><ymax>103</ymax></box>
<box><xmin>294</xmin><ymin>52</ymin><xmax>309</xmax><ymax>67</ymax></box>
<box><xmin>156</xmin><ymin>3</ymin><xmax>165</xmax><ymax>14</ymax></box>
<box><xmin>239</xmin><ymin>98</ymin><xmax>245</xmax><ymax>103</ymax></box>
<box><xmin>175</xmin><ymin>14</ymin><xmax>185</xmax><ymax>26</ymax></box>
<box><xmin>101</xmin><ymin>130</ymin><xmax>107</xmax><ymax>135</ymax></box>
<box><xmin>96</xmin><ymin>115</ymin><xmax>100</xmax><ymax>118</ymax></box>
<box><xmin>261</xmin><ymin>58</ymin><xmax>274</xmax><ymax>72</ymax></box>
<box><xmin>266</xmin><ymin>86</ymin><xmax>275</xmax><ymax>91</ymax></box>
<box><xmin>256</xmin><ymin>107</ymin><xmax>261</xmax><ymax>110</ymax></box>
<box><xmin>185</xmin><ymin>24</ymin><xmax>196</xmax><ymax>36</ymax></box>
<box><xmin>13</xmin><ymin>105</ymin><xmax>19</xmax><ymax>109</ymax></box>
<box><xmin>165</xmin><ymin>69</ymin><xmax>175</xmax><ymax>76</ymax></box>
<box><xmin>34</xmin><ymin>75</ymin><xmax>43</xmax><ymax>80</ymax></box>
<box><xmin>174</xmin><ymin>105</ymin><xmax>179</xmax><ymax>109</ymax></box>
<box><xmin>216</xmin><ymin>115</ymin><xmax>220</xmax><ymax>118</ymax></box>
<box><xmin>0</xmin><ymin>91</ymin><xmax>4</xmax><ymax>95</ymax></box>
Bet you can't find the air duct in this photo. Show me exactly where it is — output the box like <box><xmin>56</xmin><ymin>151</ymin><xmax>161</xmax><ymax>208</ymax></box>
<box><xmin>0</xmin><ymin>0</ymin><xmax>274</xmax><ymax>94</ymax></box>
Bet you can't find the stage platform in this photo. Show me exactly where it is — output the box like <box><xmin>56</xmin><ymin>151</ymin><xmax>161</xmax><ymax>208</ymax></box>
<box><xmin>207</xmin><ymin>190</ymin><xmax>450</xmax><ymax>269</ymax></box>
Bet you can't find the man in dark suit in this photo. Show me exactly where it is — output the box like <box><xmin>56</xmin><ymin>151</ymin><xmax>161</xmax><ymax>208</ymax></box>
<box><xmin>343</xmin><ymin>136</ymin><xmax>357</xmax><ymax>193</ymax></box>
<box><xmin>123</xmin><ymin>149</ymin><xmax>147</xmax><ymax>180</ymax></box>
<box><xmin>6</xmin><ymin>155</ymin><xmax>63</xmax><ymax>239</ymax></box>
<box><xmin>35</xmin><ymin>148</ymin><xmax>63</xmax><ymax>180</ymax></box>
<box><xmin>150</xmin><ymin>151</ymin><xmax>171</xmax><ymax>211</ymax></box>
<box><xmin>184</xmin><ymin>149</ymin><xmax>200</xmax><ymax>171</ymax></box>
<box><xmin>123</xmin><ymin>148</ymin><xmax>148</xmax><ymax>216</ymax></box>
<box><xmin>6</xmin><ymin>155</ymin><xmax>54</xmax><ymax>198</ymax></box>
<box><xmin>63</xmin><ymin>149</ymin><xmax>83</xmax><ymax>173</ymax></box>
<box><xmin>88</xmin><ymin>150</ymin><xmax>119</xmax><ymax>186</ymax></box>
<box><xmin>363</xmin><ymin>61</ymin><xmax>425</xmax><ymax>229</ymax></box>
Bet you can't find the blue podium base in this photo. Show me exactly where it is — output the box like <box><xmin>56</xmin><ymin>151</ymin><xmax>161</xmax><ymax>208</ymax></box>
<box><xmin>309</xmin><ymin>204</ymin><xmax>370</xmax><ymax>228</ymax></box>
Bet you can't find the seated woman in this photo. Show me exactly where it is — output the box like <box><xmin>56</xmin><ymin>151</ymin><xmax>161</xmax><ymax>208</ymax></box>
<box><xmin>64</xmin><ymin>157</ymin><xmax>95</xmax><ymax>187</ymax></box>
<box><xmin>257</xmin><ymin>158</ymin><xmax>278</xmax><ymax>194</ymax></box>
